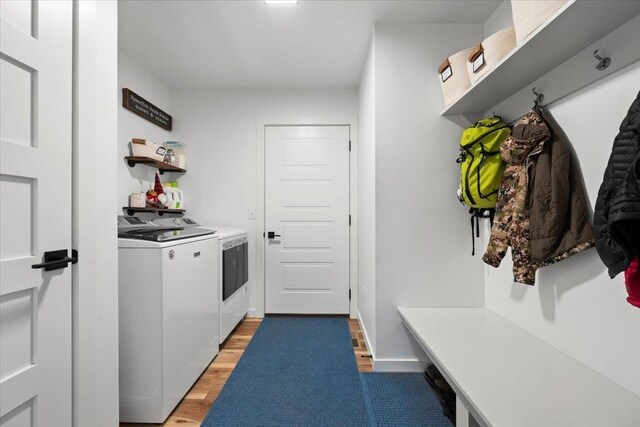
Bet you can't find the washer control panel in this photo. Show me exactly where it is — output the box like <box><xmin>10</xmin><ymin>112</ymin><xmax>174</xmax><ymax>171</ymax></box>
<box><xmin>117</xmin><ymin>215</ymin><xmax>154</xmax><ymax>230</ymax></box>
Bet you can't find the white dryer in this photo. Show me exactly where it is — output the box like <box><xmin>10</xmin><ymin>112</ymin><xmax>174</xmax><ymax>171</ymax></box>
<box><xmin>208</xmin><ymin>226</ymin><xmax>249</xmax><ymax>343</ymax></box>
<box><xmin>117</xmin><ymin>216</ymin><xmax>219</xmax><ymax>423</ymax></box>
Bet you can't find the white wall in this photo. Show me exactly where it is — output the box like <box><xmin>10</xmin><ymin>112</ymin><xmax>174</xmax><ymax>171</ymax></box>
<box><xmin>485</xmin><ymin>61</ymin><xmax>640</xmax><ymax>396</ymax></box>
<box><xmin>117</xmin><ymin>50</ymin><xmax>173</xmax><ymax>214</ymax></box>
<box><xmin>73</xmin><ymin>1</ymin><xmax>119</xmax><ymax>425</ymax></box>
<box><xmin>372</xmin><ymin>23</ymin><xmax>485</xmax><ymax>368</ymax></box>
<box><xmin>357</xmin><ymin>37</ymin><xmax>377</xmax><ymax>355</ymax></box>
<box><xmin>169</xmin><ymin>88</ymin><xmax>358</xmax><ymax>315</ymax></box>
<box><xmin>483</xmin><ymin>0</ymin><xmax>512</xmax><ymax>39</ymax></box>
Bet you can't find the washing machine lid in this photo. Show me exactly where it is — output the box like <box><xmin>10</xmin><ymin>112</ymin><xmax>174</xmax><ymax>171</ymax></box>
<box><xmin>205</xmin><ymin>226</ymin><xmax>246</xmax><ymax>240</ymax></box>
<box><xmin>118</xmin><ymin>227</ymin><xmax>215</xmax><ymax>242</ymax></box>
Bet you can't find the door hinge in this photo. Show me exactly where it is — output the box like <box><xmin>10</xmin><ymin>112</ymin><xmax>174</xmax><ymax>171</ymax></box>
<box><xmin>349</xmin><ymin>214</ymin><xmax>351</xmax><ymax>226</ymax></box>
<box><xmin>349</xmin><ymin>140</ymin><xmax>351</xmax><ymax>151</ymax></box>
<box><xmin>349</xmin><ymin>289</ymin><xmax>352</xmax><ymax>300</ymax></box>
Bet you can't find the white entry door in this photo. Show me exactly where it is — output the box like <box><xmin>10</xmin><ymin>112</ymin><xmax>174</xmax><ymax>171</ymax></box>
<box><xmin>265</xmin><ymin>126</ymin><xmax>350</xmax><ymax>314</ymax></box>
<box><xmin>1</xmin><ymin>1</ymin><xmax>73</xmax><ymax>426</ymax></box>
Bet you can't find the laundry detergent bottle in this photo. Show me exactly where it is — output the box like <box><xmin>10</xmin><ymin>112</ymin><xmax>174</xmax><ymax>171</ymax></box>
<box><xmin>172</xmin><ymin>182</ymin><xmax>184</xmax><ymax>209</ymax></box>
<box><xmin>163</xmin><ymin>182</ymin><xmax>177</xmax><ymax>209</ymax></box>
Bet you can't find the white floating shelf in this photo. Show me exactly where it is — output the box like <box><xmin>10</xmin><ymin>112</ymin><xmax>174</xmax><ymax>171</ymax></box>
<box><xmin>441</xmin><ymin>0</ymin><xmax>640</xmax><ymax>118</ymax></box>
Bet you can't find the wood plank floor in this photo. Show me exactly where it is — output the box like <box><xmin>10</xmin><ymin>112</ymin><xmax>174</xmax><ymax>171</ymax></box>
<box><xmin>121</xmin><ymin>316</ymin><xmax>372</xmax><ymax>427</ymax></box>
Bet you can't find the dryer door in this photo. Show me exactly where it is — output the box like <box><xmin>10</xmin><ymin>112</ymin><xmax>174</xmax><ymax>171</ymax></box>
<box><xmin>222</xmin><ymin>246</ymin><xmax>237</xmax><ymax>301</ymax></box>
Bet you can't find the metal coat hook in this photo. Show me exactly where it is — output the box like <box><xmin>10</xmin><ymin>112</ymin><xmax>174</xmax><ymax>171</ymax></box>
<box><xmin>532</xmin><ymin>87</ymin><xmax>544</xmax><ymax>107</ymax></box>
<box><xmin>593</xmin><ymin>49</ymin><xmax>611</xmax><ymax>71</ymax></box>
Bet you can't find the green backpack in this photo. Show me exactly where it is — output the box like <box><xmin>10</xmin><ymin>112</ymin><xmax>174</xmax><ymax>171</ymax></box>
<box><xmin>457</xmin><ymin>116</ymin><xmax>510</xmax><ymax>254</ymax></box>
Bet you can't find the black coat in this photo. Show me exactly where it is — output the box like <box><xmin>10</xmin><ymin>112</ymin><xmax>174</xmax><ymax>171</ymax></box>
<box><xmin>594</xmin><ymin>91</ymin><xmax>640</xmax><ymax>278</ymax></box>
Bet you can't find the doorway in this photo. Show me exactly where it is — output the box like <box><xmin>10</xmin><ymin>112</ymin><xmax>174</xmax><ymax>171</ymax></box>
<box><xmin>261</xmin><ymin>124</ymin><xmax>355</xmax><ymax>315</ymax></box>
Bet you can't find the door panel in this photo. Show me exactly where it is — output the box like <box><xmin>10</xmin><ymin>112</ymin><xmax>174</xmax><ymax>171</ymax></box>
<box><xmin>0</xmin><ymin>1</ymin><xmax>72</xmax><ymax>425</ymax></box>
<box><xmin>265</xmin><ymin>126</ymin><xmax>350</xmax><ymax>314</ymax></box>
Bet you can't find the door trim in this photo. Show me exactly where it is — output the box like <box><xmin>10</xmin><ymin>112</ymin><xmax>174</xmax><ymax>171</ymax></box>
<box><xmin>256</xmin><ymin>118</ymin><xmax>358</xmax><ymax>319</ymax></box>
<box><xmin>72</xmin><ymin>1</ymin><xmax>119</xmax><ymax>425</ymax></box>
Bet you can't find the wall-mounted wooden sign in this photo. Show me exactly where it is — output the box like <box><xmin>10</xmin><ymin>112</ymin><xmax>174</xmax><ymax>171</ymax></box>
<box><xmin>122</xmin><ymin>88</ymin><xmax>172</xmax><ymax>131</ymax></box>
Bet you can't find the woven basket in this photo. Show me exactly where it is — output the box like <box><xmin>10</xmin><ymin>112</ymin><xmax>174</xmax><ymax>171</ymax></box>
<box><xmin>466</xmin><ymin>27</ymin><xmax>517</xmax><ymax>84</ymax></box>
<box><xmin>438</xmin><ymin>47</ymin><xmax>475</xmax><ymax>107</ymax></box>
<box><xmin>511</xmin><ymin>0</ymin><xmax>567</xmax><ymax>45</ymax></box>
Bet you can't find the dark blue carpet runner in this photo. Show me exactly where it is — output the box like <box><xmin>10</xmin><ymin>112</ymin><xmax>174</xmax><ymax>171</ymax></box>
<box><xmin>201</xmin><ymin>317</ymin><xmax>451</xmax><ymax>426</ymax></box>
<box><xmin>361</xmin><ymin>372</ymin><xmax>452</xmax><ymax>426</ymax></box>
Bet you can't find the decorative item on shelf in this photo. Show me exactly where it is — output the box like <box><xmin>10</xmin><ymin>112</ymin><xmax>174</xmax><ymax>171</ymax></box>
<box><xmin>146</xmin><ymin>189</ymin><xmax>159</xmax><ymax>207</ymax></box>
<box><xmin>163</xmin><ymin>148</ymin><xmax>176</xmax><ymax>165</ymax></box>
<box><xmin>511</xmin><ymin>0</ymin><xmax>567</xmax><ymax>45</ymax></box>
<box><xmin>438</xmin><ymin>47</ymin><xmax>475</xmax><ymax>107</ymax></box>
<box><xmin>466</xmin><ymin>27</ymin><xmax>516</xmax><ymax>84</ymax></box>
<box><xmin>153</xmin><ymin>173</ymin><xmax>164</xmax><ymax>194</ymax></box>
<box><xmin>158</xmin><ymin>192</ymin><xmax>169</xmax><ymax>208</ymax></box>
<box><xmin>164</xmin><ymin>141</ymin><xmax>186</xmax><ymax>169</ymax></box>
<box><xmin>146</xmin><ymin>173</ymin><xmax>167</xmax><ymax>208</ymax></box>
<box><xmin>129</xmin><ymin>192</ymin><xmax>146</xmax><ymax>208</ymax></box>
<box><xmin>130</xmin><ymin>138</ymin><xmax>166</xmax><ymax>162</ymax></box>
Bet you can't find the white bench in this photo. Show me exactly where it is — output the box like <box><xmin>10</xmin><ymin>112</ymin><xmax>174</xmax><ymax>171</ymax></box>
<box><xmin>399</xmin><ymin>307</ymin><xmax>640</xmax><ymax>427</ymax></box>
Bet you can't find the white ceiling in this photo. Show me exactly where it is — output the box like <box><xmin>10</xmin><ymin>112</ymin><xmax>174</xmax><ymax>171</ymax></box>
<box><xmin>118</xmin><ymin>0</ymin><xmax>501</xmax><ymax>89</ymax></box>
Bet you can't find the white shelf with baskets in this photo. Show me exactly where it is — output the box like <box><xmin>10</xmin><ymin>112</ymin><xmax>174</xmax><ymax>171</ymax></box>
<box><xmin>441</xmin><ymin>0</ymin><xmax>640</xmax><ymax>121</ymax></box>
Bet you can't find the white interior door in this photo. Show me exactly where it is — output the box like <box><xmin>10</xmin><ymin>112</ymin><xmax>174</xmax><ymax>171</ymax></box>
<box><xmin>0</xmin><ymin>1</ymin><xmax>73</xmax><ymax>425</ymax></box>
<box><xmin>265</xmin><ymin>126</ymin><xmax>350</xmax><ymax>314</ymax></box>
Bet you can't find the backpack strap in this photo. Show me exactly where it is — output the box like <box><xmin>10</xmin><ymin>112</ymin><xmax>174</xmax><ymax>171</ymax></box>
<box><xmin>460</xmin><ymin>124</ymin><xmax>509</xmax><ymax>150</ymax></box>
<box><xmin>469</xmin><ymin>208</ymin><xmax>496</xmax><ymax>256</ymax></box>
<box><xmin>475</xmin><ymin>147</ymin><xmax>501</xmax><ymax>200</ymax></box>
<box><xmin>469</xmin><ymin>208</ymin><xmax>482</xmax><ymax>256</ymax></box>
<box><xmin>470</xmin><ymin>209</ymin><xmax>476</xmax><ymax>256</ymax></box>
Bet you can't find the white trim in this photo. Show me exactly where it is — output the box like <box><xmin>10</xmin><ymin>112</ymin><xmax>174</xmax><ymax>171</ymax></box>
<box><xmin>256</xmin><ymin>117</ymin><xmax>358</xmax><ymax>319</ymax></box>
<box><xmin>357</xmin><ymin>310</ymin><xmax>376</xmax><ymax>361</ymax></box>
<box><xmin>247</xmin><ymin>308</ymin><xmax>259</xmax><ymax>318</ymax></box>
<box><xmin>457</xmin><ymin>395</ymin><xmax>471</xmax><ymax>427</ymax></box>
<box><xmin>372</xmin><ymin>358</ymin><xmax>426</xmax><ymax>373</ymax></box>
<box><xmin>72</xmin><ymin>1</ymin><xmax>119</xmax><ymax>426</ymax></box>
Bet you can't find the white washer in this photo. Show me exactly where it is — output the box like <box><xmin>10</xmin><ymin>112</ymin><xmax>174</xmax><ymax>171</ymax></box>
<box><xmin>117</xmin><ymin>217</ymin><xmax>219</xmax><ymax>423</ymax></box>
<box><xmin>205</xmin><ymin>226</ymin><xmax>249</xmax><ymax>343</ymax></box>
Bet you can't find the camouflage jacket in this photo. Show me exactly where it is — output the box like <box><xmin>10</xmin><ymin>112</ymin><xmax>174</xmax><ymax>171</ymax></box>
<box><xmin>482</xmin><ymin>111</ymin><xmax>549</xmax><ymax>285</ymax></box>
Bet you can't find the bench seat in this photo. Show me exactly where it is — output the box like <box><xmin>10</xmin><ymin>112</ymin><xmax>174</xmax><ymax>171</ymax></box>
<box><xmin>399</xmin><ymin>307</ymin><xmax>640</xmax><ymax>427</ymax></box>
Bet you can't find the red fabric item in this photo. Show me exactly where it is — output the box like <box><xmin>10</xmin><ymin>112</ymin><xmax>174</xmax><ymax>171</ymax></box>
<box><xmin>625</xmin><ymin>257</ymin><xmax>640</xmax><ymax>308</ymax></box>
<box><xmin>153</xmin><ymin>173</ymin><xmax>164</xmax><ymax>195</ymax></box>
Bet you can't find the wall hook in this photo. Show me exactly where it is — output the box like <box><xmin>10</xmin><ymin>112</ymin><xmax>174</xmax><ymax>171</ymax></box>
<box><xmin>532</xmin><ymin>87</ymin><xmax>544</xmax><ymax>106</ymax></box>
<box><xmin>593</xmin><ymin>49</ymin><xmax>611</xmax><ymax>71</ymax></box>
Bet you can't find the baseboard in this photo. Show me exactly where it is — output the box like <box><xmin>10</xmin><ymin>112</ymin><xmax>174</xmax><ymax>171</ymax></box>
<box><xmin>371</xmin><ymin>358</ymin><xmax>426</xmax><ymax>372</ymax></box>
<box><xmin>356</xmin><ymin>310</ymin><xmax>376</xmax><ymax>361</ymax></box>
<box><xmin>246</xmin><ymin>309</ymin><xmax>260</xmax><ymax>318</ymax></box>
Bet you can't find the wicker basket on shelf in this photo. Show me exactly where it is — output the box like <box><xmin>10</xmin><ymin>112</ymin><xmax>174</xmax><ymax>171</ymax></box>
<box><xmin>466</xmin><ymin>27</ymin><xmax>517</xmax><ymax>84</ymax></box>
<box><xmin>511</xmin><ymin>0</ymin><xmax>568</xmax><ymax>45</ymax></box>
<box><xmin>438</xmin><ymin>47</ymin><xmax>475</xmax><ymax>107</ymax></box>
